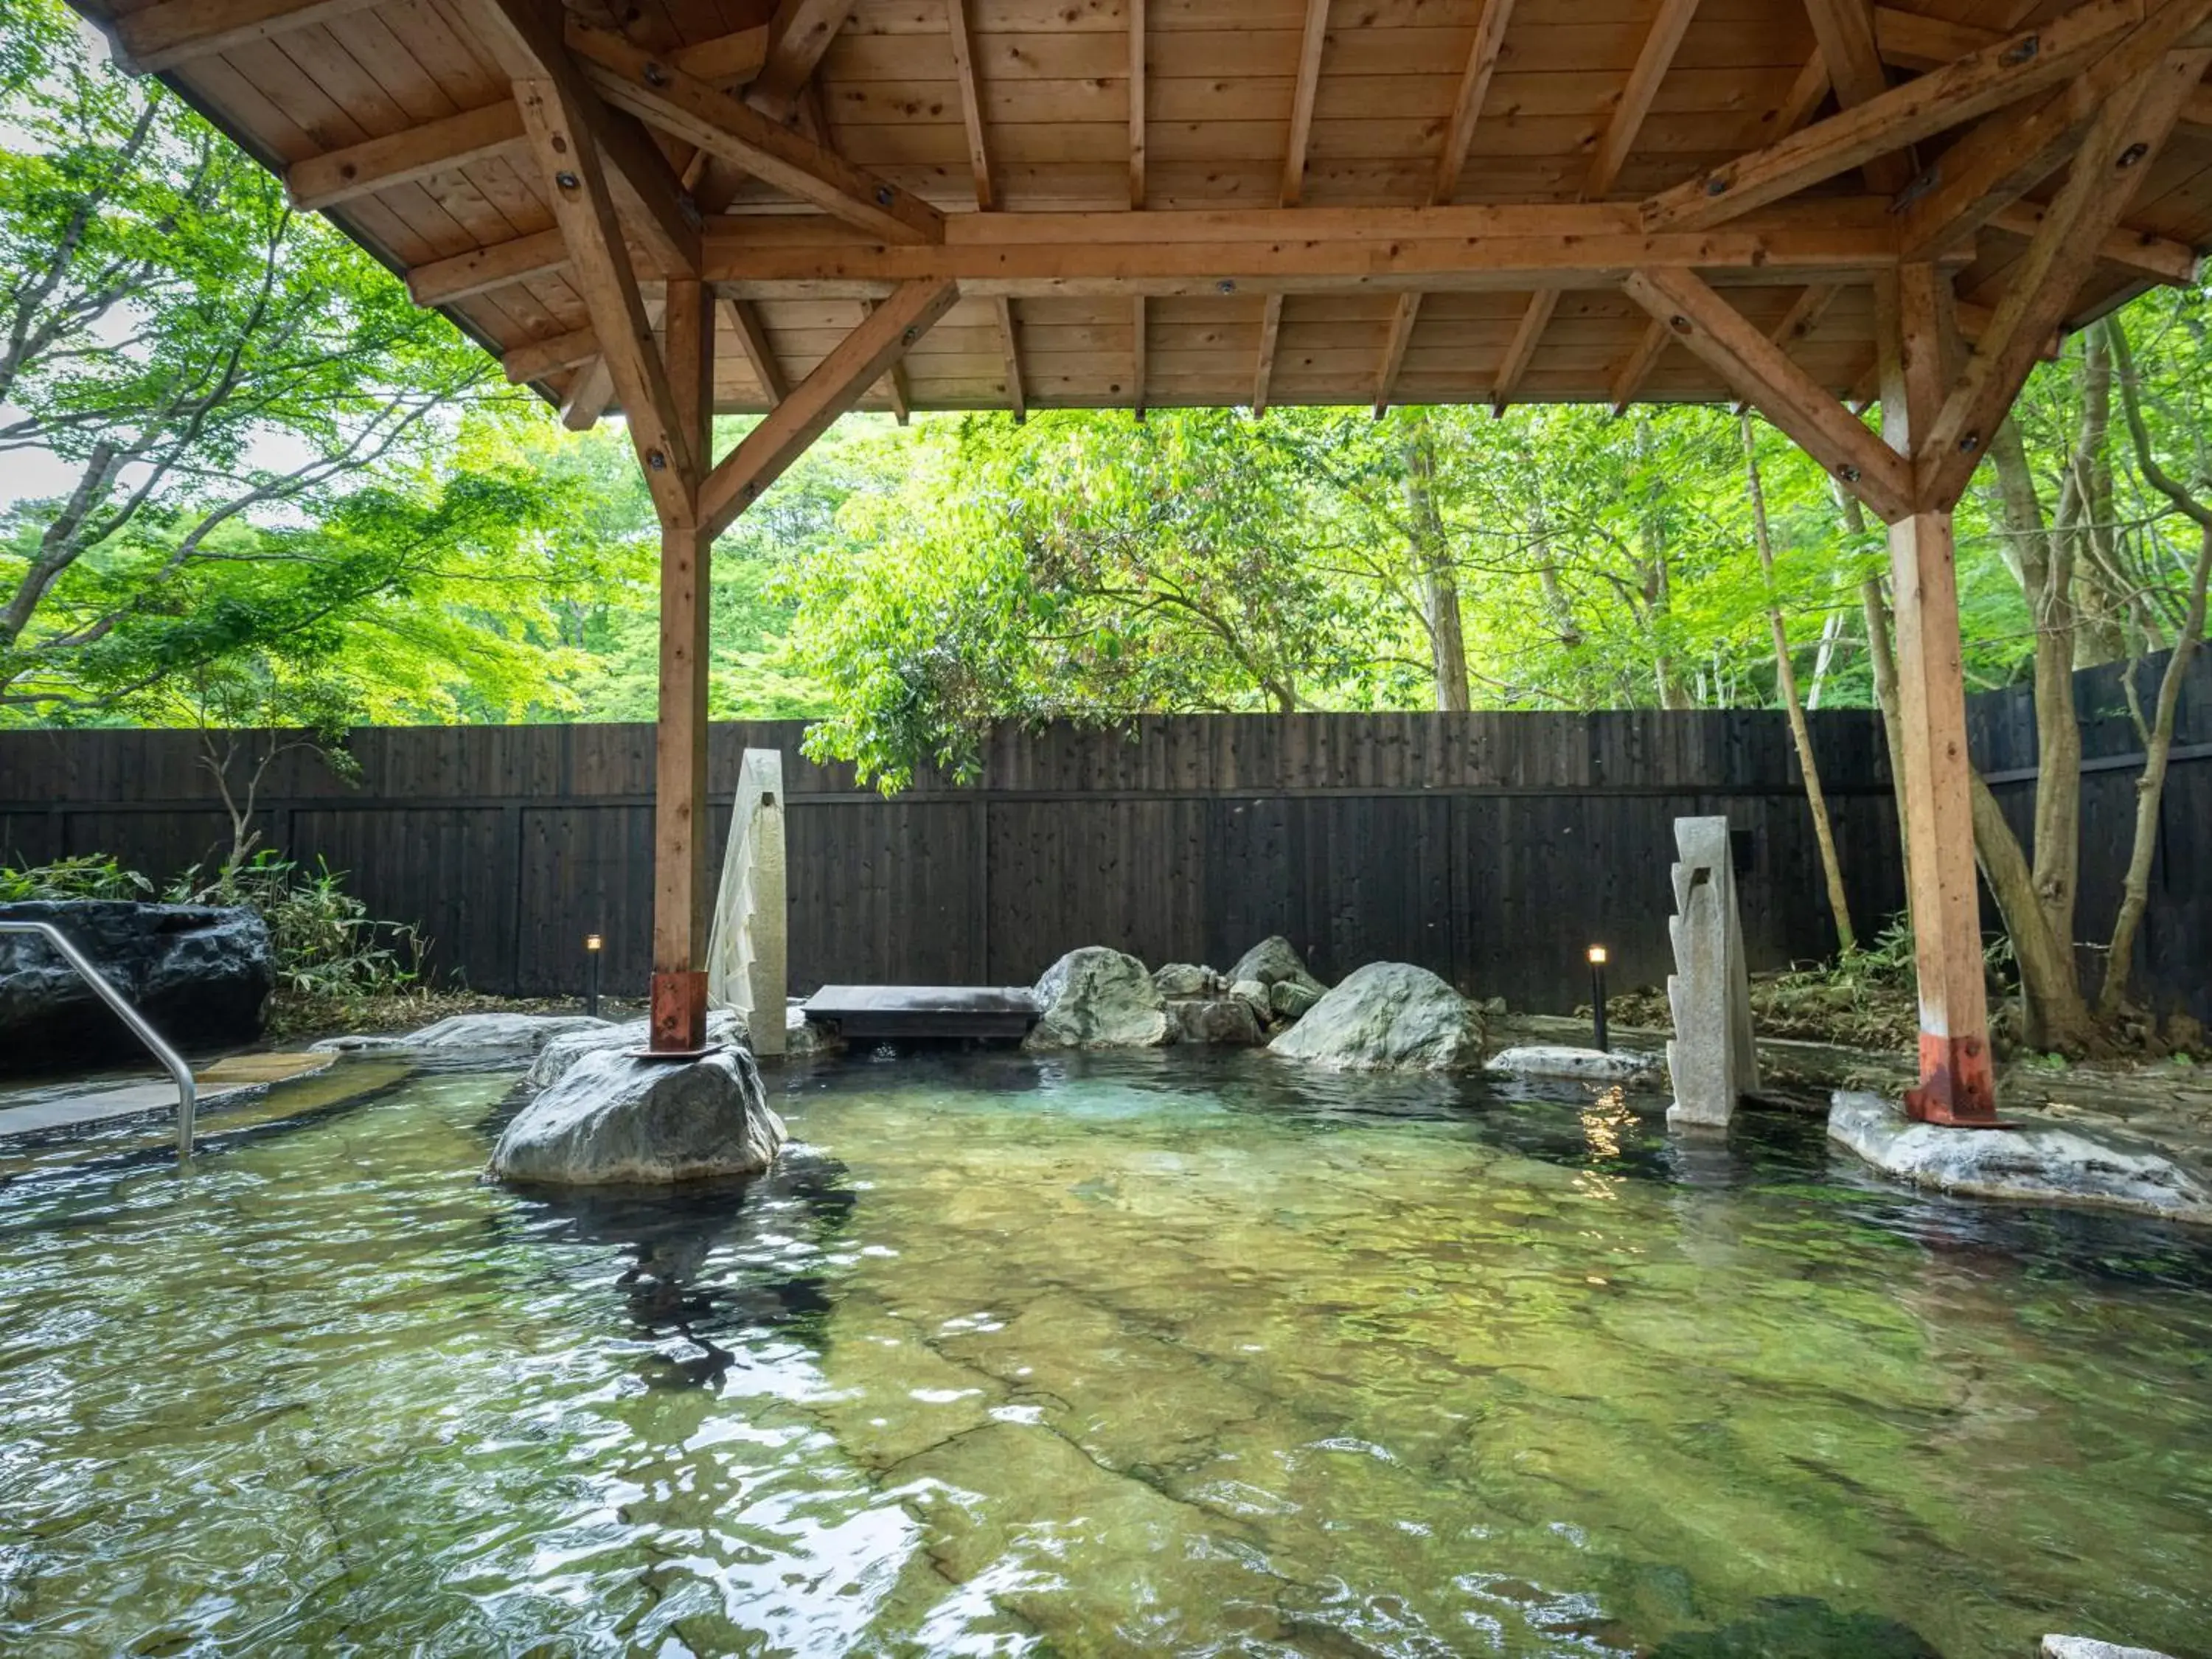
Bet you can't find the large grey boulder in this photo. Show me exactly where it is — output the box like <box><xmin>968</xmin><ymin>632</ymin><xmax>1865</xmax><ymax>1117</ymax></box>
<box><xmin>0</xmin><ymin>900</ymin><xmax>271</xmax><ymax>1073</ymax></box>
<box><xmin>1168</xmin><ymin>997</ymin><xmax>1264</xmax><ymax>1046</ymax></box>
<box><xmin>1486</xmin><ymin>1045</ymin><xmax>1660</xmax><ymax>1084</ymax></box>
<box><xmin>1268</xmin><ymin>961</ymin><xmax>1484</xmax><ymax>1072</ymax></box>
<box><xmin>1829</xmin><ymin>1092</ymin><xmax>2212</xmax><ymax>1225</ymax></box>
<box><xmin>526</xmin><ymin>1009</ymin><xmax>742</xmax><ymax>1091</ymax></box>
<box><xmin>1226</xmin><ymin>936</ymin><xmax>1325</xmax><ymax>995</ymax></box>
<box><xmin>314</xmin><ymin>1011</ymin><xmax>608</xmax><ymax>1061</ymax></box>
<box><xmin>1024</xmin><ymin>947</ymin><xmax>1169</xmax><ymax>1050</ymax></box>
<box><xmin>490</xmin><ymin>1048</ymin><xmax>785</xmax><ymax>1186</ymax></box>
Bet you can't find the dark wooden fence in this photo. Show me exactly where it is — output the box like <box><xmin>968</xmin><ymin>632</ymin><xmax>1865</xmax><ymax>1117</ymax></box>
<box><xmin>1</xmin><ymin>649</ymin><xmax>2203</xmax><ymax>1021</ymax></box>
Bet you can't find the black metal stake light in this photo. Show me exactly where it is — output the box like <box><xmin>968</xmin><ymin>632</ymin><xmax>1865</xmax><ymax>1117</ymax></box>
<box><xmin>1587</xmin><ymin>945</ymin><xmax>1609</xmax><ymax>1052</ymax></box>
<box><xmin>585</xmin><ymin>933</ymin><xmax>603</xmax><ymax>1018</ymax></box>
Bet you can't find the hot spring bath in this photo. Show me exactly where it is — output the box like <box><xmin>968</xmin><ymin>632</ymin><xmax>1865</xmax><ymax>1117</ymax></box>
<box><xmin>2</xmin><ymin>1049</ymin><xmax>2208</xmax><ymax>1656</ymax></box>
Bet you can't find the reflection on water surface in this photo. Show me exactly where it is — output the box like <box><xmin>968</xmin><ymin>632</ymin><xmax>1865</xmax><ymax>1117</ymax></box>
<box><xmin>2</xmin><ymin>1047</ymin><xmax>2210</xmax><ymax>1657</ymax></box>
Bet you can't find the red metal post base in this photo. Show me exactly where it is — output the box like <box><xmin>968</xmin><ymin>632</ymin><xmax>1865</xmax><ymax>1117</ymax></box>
<box><xmin>649</xmin><ymin>970</ymin><xmax>709</xmax><ymax>1054</ymax></box>
<box><xmin>1904</xmin><ymin>1031</ymin><xmax>2006</xmax><ymax>1127</ymax></box>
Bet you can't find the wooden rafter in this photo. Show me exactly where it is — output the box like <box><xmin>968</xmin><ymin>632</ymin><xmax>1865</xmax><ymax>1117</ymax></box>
<box><xmin>1256</xmin><ymin>0</ymin><xmax>1332</xmax><ymax>415</ymax></box>
<box><xmin>1644</xmin><ymin>0</ymin><xmax>2143</xmax><ymax>232</ymax></box>
<box><xmin>996</xmin><ymin>297</ymin><xmax>1026</xmax><ymax>422</ymax></box>
<box><xmin>702</xmin><ymin>280</ymin><xmax>960</xmax><ymax>538</ymax></box>
<box><xmin>1496</xmin><ymin>0</ymin><xmax>1697</xmax><ymax>414</ymax></box>
<box><xmin>945</xmin><ymin>0</ymin><xmax>994</xmax><ymax>211</ymax></box>
<box><xmin>560</xmin><ymin>357</ymin><xmax>613</xmax><ymax>431</ymax></box>
<box><xmin>1729</xmin><ymin>283</ymin><xmax>1843</xmax><ymax>411</ymax></box>
<box><xmin>1379</xmin><ymin>0</ymin><xmax>1517</xmax><ymax>415</ymax></box>
<box><xmin>473</xmin><ymin>0</ymin><xmax>699</xmax><ymax>280</ymax></box>
<box><xmin>567</xmin><ymin>22</ymin><xmax>942</xmax><ymax>246</ymax></box>
<box><xmin>1800</xmin><ymin>0</ymin><xmax>1916</xmax><ymax>192</ymax></box>
<box><xmin>1985</xmin><ymin>200</ymin><xmax>2201</xmax><ymax>286</ymax></box>
<box><xmin>1895</xmin><ymin>0</ymin><xmax>2212</xmax><ymax>264</ymax></box>
<box><xmin>512</xmin><ymin>75</ymin><xmax>695</xmax><ymax>524</ymax></box>
<box><xmin>1873</xmin><ymin>5</ymin><xmax>2212</xmax><ymax>135</ymax></box>
<box><xmin>1622</xmin><ymin>266</ymin><xmax>1913</xmax><ymax>521</ymax></box>
<box><xmin>406</xmin><ymin>228</ymin><xmax>569</xmax><ymax>307</ymax></box>
<box><xmin>857</xmin><ymin>297</ymin><xmax>914</xmax><ymax>424</ymax></box>
<box><xmin>1130</xmin><ymin>0</ymin><xmax>1147</xmax><ymax>210</ymax></box>
<box><xmin>286</xmin><ymin>102</ymin><xmax>524</xmax><ymax>212</ymax></box>
<box><xmin>749</xmin><ymin>0</ymin><xmax>861</xmax><ymax>124</ymax></box>
<box><xmin>722</xmin><ymin>297</ymin><xmax>787</xmax><ymax>406</ymax></box>
<box><xmin>1133</xmin><ymin>296</ymin><xmax>1148</xmax><ymax>417</ymax></box>
<box><xmin>1609</xmin><ymin>318</ymin><xmax>1673</xmax><ymax>414</ymax></box>
<box><xmin>1919</xmin><ymin>45</ymin><xmax>2212</xmax><ymax>507</ymax></box>
<box><xmin>109</xmin><ymin>0</ymin><xmax>379</xmax><ymax>73</ymax></box>
<box><xmin>504</xmin><ymin>324</ymin><xmax>598</xmax><ymax>385</ymax></box>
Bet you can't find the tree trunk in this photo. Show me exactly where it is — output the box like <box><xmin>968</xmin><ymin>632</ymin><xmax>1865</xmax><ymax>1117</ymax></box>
<box><xmin>1969</xmin><ymin>772</ymin><xmax>2098</xmax><ymax>1051</ymax></box>
<box><xmin>1838</xmin><ymin>484</ymin><xmax>1913</xmax><ymax>905</ymax></box>
<box><xmin>1805</xmin><ymin>604</ymin><xmax>1847</xmax><ymax>710</ymax></box>
<box><xmin>1745</xmin><ymin>414</ymin><xmax>1854</xmax><ymax>951</ymax></box>
<box><xmin>1399</xmin><ymin>408</ymin><xmax>1470</xmax><ymax>712</ymax></box>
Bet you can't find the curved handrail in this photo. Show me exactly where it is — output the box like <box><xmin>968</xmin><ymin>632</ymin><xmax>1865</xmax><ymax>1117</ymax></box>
<box><xmin>0</xmin><ymin>919</ymin><xmax>196</xmax><ymax>1160</ymax></box>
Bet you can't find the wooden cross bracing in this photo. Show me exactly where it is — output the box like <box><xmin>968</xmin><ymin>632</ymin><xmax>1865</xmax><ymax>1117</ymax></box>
<box><xmin>91</xmin><ymin>0</ymin><xmax>2212</xmax><ymax>1092</ymax></box>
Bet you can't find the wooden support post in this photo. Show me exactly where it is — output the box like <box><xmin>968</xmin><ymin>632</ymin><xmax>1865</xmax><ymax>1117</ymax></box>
<box><xmin>650</xmin><ymin>278</ymin><xmax>714</xmax><ymax>1053</ymax></box>
<box><xmin>1877</xmin><ymin>265</ymin><xmax>1997</xmax><ymax>1124</ymax></box>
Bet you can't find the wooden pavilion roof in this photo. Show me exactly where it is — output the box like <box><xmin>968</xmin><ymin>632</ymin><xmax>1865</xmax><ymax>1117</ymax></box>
<box><xmin>74</xmin><ymin>0</ymin><xmax>2212</xmax><ymax>423</ymax></box>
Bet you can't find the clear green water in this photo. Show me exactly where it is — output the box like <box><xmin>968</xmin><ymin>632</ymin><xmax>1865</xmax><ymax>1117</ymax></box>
<box><xmin>3</xmin><ymin>1050</ymin><xmax>2211</xmax><ymax>1658</ymax></box>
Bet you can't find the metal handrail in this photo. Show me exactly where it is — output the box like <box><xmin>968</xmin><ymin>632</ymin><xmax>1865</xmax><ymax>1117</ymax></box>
<box><xmin>1</xmin><ymin>919</ymin><xmax>196</xmax><ymax>1159</ymax></box>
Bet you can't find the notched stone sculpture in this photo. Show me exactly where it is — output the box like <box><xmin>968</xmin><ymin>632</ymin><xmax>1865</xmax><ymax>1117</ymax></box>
<box><xmin>1664</xmin><ymin>815</ymin><xmax>1759</xmax><ymax>1129</ymax></box>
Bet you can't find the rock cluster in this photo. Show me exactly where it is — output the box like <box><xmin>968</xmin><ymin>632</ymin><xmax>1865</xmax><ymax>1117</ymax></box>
<box><xmin>1</xmin><ymin>900</ymin><xmax>272</xmax><ymax>1073</ymax></box>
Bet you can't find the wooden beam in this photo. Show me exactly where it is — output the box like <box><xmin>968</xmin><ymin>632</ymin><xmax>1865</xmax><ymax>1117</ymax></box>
<box><xmin>1643</xmin><ymin>0</ymin><xmax>2143</xmax><ymax>232</ymax></box>
<box><xmin>1771</xmin><ymin>52</ymin><xmax>1834</xmax><ymax>139</ymax></box>
<box><xmin>568</xmin><ymin>21</ymin><xmax>942</xmax><ymax>246</ymax></box>
<box><xmin>1919</xmin><ymin>46</ymin><xmax>2211</xmax><ymax>507</ymax></box>
<box><xmin>1728</xmin><ymin>283</ymin><xmax>1843</xmax><ymax>411</ymax></box>
<box><xmin>560</xmin><ymin>356</ymin><xmax>613</xmax><ymax>429</ymax></box>
<box><xmin>1132</xmin><ymin>295</ymin><xmax>1148</xmax><ymax>416</ymax></box>
<box><xmin>1985</xmin><ymin>198</ymin><xmax>2202</xmax><ymax>286</ymax></box>
<box><xmin>1609</xmin><ymin>317</ymin><xmax>1673</xmax><ymax>414</ymax></box>
<box><xmin>704</xmin><ymin>206</ymin><xmax>1914</xmax><ymax>296</ymax></box>
<box><xmin>723</xmin><ymin>296</ymin><xmax>787</xmax><ymax>404</ymax></box>
<box><xmin>1874</xmin><ymin>3</ymin><xmax>2212</xmax><ymax>133</ymax></box>
<box><xmin>287</xmin><ymin>101</ymin><xmax>524</xmax><ymax>212</ymax></box>
<box><xmin>406</xmin><ymin>227</ymin><xmax>569</xmax><ymax>307</ymax></box>
<box><xmin>1623</xmin><ymin>265</ymin><xmax>1913</xmax><ymax>520</ymax></box>
<box><xmin>109</xmin><ymin>0</ymin><xmax>379</xmax><ymax>74</ymax></box>
<box><xmin>1373</xmin><ymin>293</ymin><xmax>1419</xmax><ymax>417</ymax></box>
<box><xmin>513</xmin><ymin>76</ymin><xmax>695</xmax><ymax>524</ymax></box>
<box><xmin>1252</xmin><ymin>293</ymin><xmax>1284</xmax><ymax>415</ymax></box>
<box><xmin>1801</xmin><ymin>0</ymin><xmax>1916</xmax><ymax>191</ymax></box>
<box><xmin>1895</xmin><ymin>0</ymin><xmax>2212</xmax><ymax>263</ymax></box>
<box><xmin>702</xmin><ymin>279</ymin><xmax>960</xmax><ymax>538</ymax></box>
<box><xmin>1433</xmin><ymin>0</ymin><xmax>1518</xmax><ymax>204</ymax></box>
<box><xmin>750</xmin><ymin>0</ymin><xmax>860</xmax><ymax>123</ymax></box>
<box><xmin>1280</xmin><ymin>0</ymin><xmax>1332</xmax><ymax>207</ymax></box>
<box><xmin>996</xmin><ymin>296</ymin><xmax>1026</xmax><ymax>421</ymax></box>
<box><xmin>472</xmin><ymin>0</ymin><xmax>700</xmax><ymax>279</ymax></box>
<box><xmin>1492</xmin><ymin>289</ymin><xmax>1557</xmax><ymax>411</ymax></box>
<box><xmin>503</xmin><ymin>324</ymin><xmax>598</xmax><ymax>384</ymax></box>
<box><xmin>672</xmin><ymin>25</ymin><xmax>771</xmax><ymax>86</ymax></box>
<box><xmin>1876</xmin><ymin>262</ymin><xmax>1997</xmax><ymax>1124</ymax></box>
<box><xmin>650</xmin><ymin>274</ymin><xmax>714</xmax><ymax>1054</ymax></box>
<box><xmin>1129</xmin><ymin>0</ymin><xmax>1147</xmax><ymax>209</ymax></box>
<box><xmin>944</xmin><ymin>0</ymin><xmax>994</xmax><ymax>210</ymax></box>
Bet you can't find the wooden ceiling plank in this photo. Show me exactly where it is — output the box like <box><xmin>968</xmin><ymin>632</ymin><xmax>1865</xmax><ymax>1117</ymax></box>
<box><xmin>751</xmin><ymin>0</ymin><xmax>861</xmax><ymax>123</ymax></box>
<box><xmin>1622</xmin><ymin>265</ymin><xmax>1913</xmax><ymax>520</ymax></box>
<box><xmin>997</xmin><ymin>296</ymin><xmax>1027</xmax><ymax>420</ymax></box>
<box><xmin>1643</xmin><ymin>0</ymin><xmax>2146</xmax><ymax>232</ymax></box>
<box><xmin>110</xmin><ymin>0</ymin><xmax>384</xmax><ymax>74</ymax></box>
<box><xmin>1920</xmin><ymin>46</ymin><xmax>2212</xmax><ymax>506</ymax></box>
<box><xmin>945</xmin><ymin>0</ymin><xmax>995</xmax><ymax>211</ymax></box>
<box><xmin>1801</xmin><ymin>0</ymin><xmax>1916</xmax><ymax>191</ymax></box>
<box><xmin>702</xmin><ymin>279</ymin><xmax>961</xmax><ymax>536</ymax></box>
<box><xmin>723</xmin><ymin>296</ymin><xmax>789</xmax><ymax>405</ymax></box>
<box><xmin>1896</xmin><ymin>0</ymin><xmax>2212</xmax><ymax>263</ymax></box>
<box><xmin>568</xmin><ymin>21</ymin><xmax>943</xmax><ymax>246</ymax></box>
<box><xmin>287</xmin><ymin>99</ymin><xmax>524</xmax><ymax>210</ymax></box>
<box><xmin>513</xmin><ymin>74</ymin><xmax>695</xmax><ymax>522</ymax></box>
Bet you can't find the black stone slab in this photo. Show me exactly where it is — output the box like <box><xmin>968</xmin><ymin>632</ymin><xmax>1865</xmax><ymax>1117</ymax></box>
<box><xmin>804</xmin><ymin>985</ymin><xmax>1038</xmax><ymax>1041</ymax></box>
